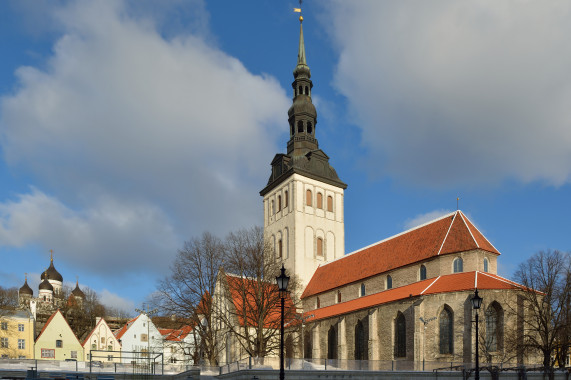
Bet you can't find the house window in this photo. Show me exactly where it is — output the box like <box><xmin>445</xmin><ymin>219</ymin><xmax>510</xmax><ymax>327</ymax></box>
<box><xmin>317</xmin><ymin>193</ymin><xmax>323</xmax><ymax>209</ymax></box>
<box><xmin>277</xmin><ymin>239</ymin><xmax>283</xmax><ymax>259</ymax></box>
<box><xmin>141</xmin><ymin>334</ymin><xmax>148</xmax><ymax>342</ymax></box>
<box><xmin>387</xmin><ymin>275</ymin><xmax>393</xmax><ymax>289</ymax></box>
<box><xmin>18</xmin><ymin>339</ymin><xmax>25</xmax><ymax>350</ymax></box>
<box><xmin>284</xmin><ymin>190</ymin><xmax>289</xmax><ymax>208</ymax></box>
<box><xmin>1</xmin><ymin>322</ymin><xmax>7</xmax><ymax>330</ymax></box>
<box><xmin>316</xmin><ymin>237</ymin><xmax>323</xmax><ymax>257</ymax></box>
<box><xmin>170</xmin><ymin>357</ymin><xmax>177</xmax><ymax>363</ymax></box>
<box><xmin>420</xmin><ymin>265</ymin><xmax>427</xmax><ymax>281</ymax></box>
<box><xmin>41</xmin><ymin>349</ymin><xmax>55</xmax><ymax>358</ymax></box>
<box><xmin>306</xmin><ymin>189</ymin><xmax>312</xmax><ymax>206</ymax></box>
<box><xmin>278</xmin><ymin>195</ymin><xmax>282</xmax><ymax>211</ymax></box>
<box><xmin>1</xmin><ymin>338</ymin><xmax>8</xmax><ymax>348</ymax></box>
<box><xmin>327</xmin><ymin>196</ymin><xmax>333</xmax><ymax>212</ymax></box>
<box><xmin>92</xmin><ymin>343</ymin><xmax>96</xmax><ymax>349</ymax></box>
<box><xmin>108</xmin><ymin>355</ymin><xmax>114</xmax><ymax>361</ymax></box>
<box><xmin>71</xmin><ymin>351</ymin><xmax>77</xmax><ymax>359</ymax></box>
<box><xmin>18</xmin><ymin>324</ymin><xmax>24</xmax><ymax>332</ymax></box>
<box><xmin>439</xmin><ymin>307</ymin><xmax>453</xmax><ymax>354</ymax></box>
<box><xmin>360</xmin><ymin>283</ymin><xmax>366</xmax><ymax>297</ymax></box>
<box><xmin>337</xmin><ymin>290</ymin><xmax>342</xmax><ymax>303</ymax></box>
<box><xmin>101</xmin><ymin>337</ymin><xmax>105</xmax><ymax>343</ymax></box>
<box><xmin>56</xmin><ymin>340</ymin><xmax>62</xmax><ymax>348</ymax></box>
<box><xmin>453</xmin><ymin>258</ymin><xmax>463</xmax><ymax>273</ymax></box>
<box><xmin>394</xmin><ymin>313</ymin><xmax>406</xmax><ymax>358</ymax></box>
<box><xmin>171</xmin><ymin>347</ymin><xmax>176</xmax><ymax>353</ymax></box>
<box><xmin>108</xmin><ymin>345</ymin><xmax>112</xmax><ymax>351</ymax></box>
<box><xmin>483</xmin><ymin>258</ymin><xmax>489</xmax><ymax>272</ymax></box>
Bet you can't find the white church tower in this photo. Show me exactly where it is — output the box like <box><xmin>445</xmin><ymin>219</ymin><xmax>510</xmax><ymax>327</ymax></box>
<box><xmin>260</xmin><ymin>15</ymin><xmax>347</xmax><ymax>288</ymax></box>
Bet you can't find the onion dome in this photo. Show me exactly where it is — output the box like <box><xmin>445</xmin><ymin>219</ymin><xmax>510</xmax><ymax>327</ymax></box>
<box><xmin>71</xmin><ymin>280</ymin><xmax>85</xmax><ymax>299</ymax></box>
<box><xmin>39</xmin><ymin>276</ymin><xmax>54</xmax><ymax>291</ymax></box>
<box><xmin>41</xmin><ymin>252</ymin><xmax>63</xmax><ymax>282</ymax></box>
<box><xmin>19</xmin><ymin>275</ymin><xmax>33</xmax><ymax>297</ymax></box>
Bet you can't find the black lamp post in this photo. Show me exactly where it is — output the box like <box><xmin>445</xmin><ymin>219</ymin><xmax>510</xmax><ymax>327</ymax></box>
<box><xmin>471</xmin><ymin>289</ymin><xmax>483</xmax><ymax>380</ymax></box>
<box><xmin>276</xmin><ymin>264</ymin><xmax>290</xmax><ymax>380</ymax></box>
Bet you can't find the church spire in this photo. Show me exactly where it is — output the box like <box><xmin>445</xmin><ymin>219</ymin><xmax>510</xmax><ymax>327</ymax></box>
<box><xmin>297</xmin><ymin>16</ymin><xmax>307</xmax><ymax>67</ymax></box>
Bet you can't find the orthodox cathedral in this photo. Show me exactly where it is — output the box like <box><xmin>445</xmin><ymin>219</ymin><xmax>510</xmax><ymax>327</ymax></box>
<box><xmin>260</xmin><ymin>15</ymin><xmax>532</xmax><ymax>366</ymax></box>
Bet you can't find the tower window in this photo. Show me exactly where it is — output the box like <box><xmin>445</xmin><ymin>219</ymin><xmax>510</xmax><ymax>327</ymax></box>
<box><xmin>284</xmin><ymin>190</ymin><xmax>289</xmax><ymax>208</ymax></box>
<box><xmin>298</xmin><ymin>86</ymin><xmax>302</xmax><ymax>95</ymax></box>
<box><xmin>386</xmin><ymin>275</ymin><xmax>393</xmax><ymax>289</ymax></box>
<box><xmin>317</xmin><ymin>193</ymin><xmax>323</xmax><ymax>209</ymax></box>
<box><xmin>360</xmin><ymin>283</ymin><xmax>366</xmax><ymax>297</ymax></box>
<box><xmin>453</xmin><ymin>258</ymin><xmax>463</xmax><ymax>273</ymax></box>
<box><xmin>307</xmin><ymin>122</ymin><xmax>312</xmax><ymax>134</ymax></box>
<box><xmin>271</xmin><ymin>200</ymin><xmax>275</xmax><ymax>215</ymax></box>
<box><xmin>305</xmin><ymin>86</ymin><xmax>309</xmax><ymax>94</ymax></box>
<box><xmin>327</xmin><ymin>196</ymin><xmax>333</xmax><ymax>212</ymax></box>
<box><xmin>278</xmin><ymin>195</ymin><xmax>282</xmax><ymax>211</ymax></box>
<box><xmin>298</xmin><ymin>120</ymin><xmax>304</xmax><ymax>133</ymax></box>
<box><xmin>420</xmin><ymin>265</ymin><xmax>427</xmax><ymax>281</ymax></box>
<box><xmin>278</xmin><ymin>239</ymin><xmax>283</xmax><ymax>259</ymax></box>
<box><xmin>306</xmin><ymin>189</ymin><xmax>312</xmax><ymax>206</ymax></box>
<box><xmin>337</xmin><ymin>290</ymin><xmax>342</xmax><ymax>303</ymax></box>
<box><xmin>290</xmin><ymin>122</ymin><xmax>294</xmax><ymax>136</ymax></box>
<box><xmin>483</xmin><ymin>258</ymin><xmax>489</xmax><ymax>272</ymax></box>
<box><xmin>316</xmin><ymin>237</ymin><xmax>323</xmax><ymax>257</ymax></box>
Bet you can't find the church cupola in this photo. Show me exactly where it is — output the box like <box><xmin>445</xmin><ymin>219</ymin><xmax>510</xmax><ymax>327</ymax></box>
<box><xmin>287</xmin><ymin>15</ymin><xmax>318</xmax><ymax>156</ymax></box>
<box><xmin>41</xmin><ymin>250</ymin><xmax>63</xmax><ymax>294</ymax></box>
<box><xmin>19</xmin><ymin>274</ymin><xmax>33</xmax><ymax>298</ymax></box>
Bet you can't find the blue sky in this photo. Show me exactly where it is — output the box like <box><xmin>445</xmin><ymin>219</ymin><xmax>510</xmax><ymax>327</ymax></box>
<box><xmin>0</xmin><ymin>0</ymin><xmax>569</xmax><ymax>314</ymax></box>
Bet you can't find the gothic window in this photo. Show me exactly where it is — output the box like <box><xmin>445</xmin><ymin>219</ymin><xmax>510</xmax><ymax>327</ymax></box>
<box><xmin>485</xmin><ymin>302</ymin><xmax>503</xmax><ymax>352</ymax></box>
<box><xmin>278</xmin><ymin>239</ymin><xmax>282</xmax><ymax>259</ymax></box>
<box><xmin>453</xmin><ymin>258</ymin><xmax>463</xmax><ymax>273</ymax></box>
<box><xmin>483</xmin><ymin>258</ymin><xmax>489</xmax><ymax>272</ymax></box>
<box><xmin>327</xmin><ymin>325</ymin><xmax>337</xmax><ymax>360</ymax></box>
<box><xmin>304</xmin><ymin>330</ymin><xmax>312</xmax><ymax>359</ymax></box>
<box><xmin>298</xmin><ymin>120</ymin><xmax>304</xmax><ymax>133</ymax></box>
<box><xmin>387</xmin><ymin>275</ymin><xmax>393</xmax><ymax>289</ymax></box>
<box><xmin>317</xmin><ymin>193</ymin><xmax>323</xmax><ymax>209</ymax></box>
<box><xmin>284</xmin><ymin>190</ymin><xmax>289</xmax><ymax>208</ymax></box>
<box><xmin>327</xmin><ymin>196</ymin><xmax>333</xmax><ymax>212</ymax></box>
<box><xmin>316</xmin><ymin>297</ymin><xmax>320</xmax><ymax>308</ymax></box>
<box><xmin>317</xmin><ymin>237</ymin><xmax>323</xmax><ymax>257</ymax></box>
<box><xmin>278</xmin><ymin>195</ymin><xmax>282</xmax><ymax>211</ymax></box>
<box><xmin>306</xmin><ymin>189</ymin><xmax>312</xmax><ymax>206</ymax></box>
<box><xmin>307</xmin><ymin>122</ymin><xmax>312</xmax><ymax>134</ymax></box>
<box><xmin>355</xmin><ymin>319</ymin><xmax>368</xmax><ymax>360</ymax></box>
<box><xmin>420</xmin><ymin>265</ymin><xmax>427</xmax><ymax>280</ymax></box>
<box><xmin>394</xmin><ymin>312</ymin><xmax>406</xmax><ymax>358</ymax></box>
<box><xmin>439</xmin><ymin>307</ymin><xmax>453</xmax><ymax>354</ymax></box>
<box><xmin>360</xmin><ymin>283</ymin><xmax>366</xmax><ymax>297</ymax></box>
<box><xmin>337</xmin><ymin>290</ymin><xmax>341</xmax><ymax>303</ymax></box>
<box><xmin>271</xmin><ymin>200</ymin><xmax>275</xmax><ymax>215</ymax></box>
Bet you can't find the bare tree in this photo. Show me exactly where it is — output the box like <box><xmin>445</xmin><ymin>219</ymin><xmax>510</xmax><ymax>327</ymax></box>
<box><xmin>512</xmin><ymin>250</ymin><xmax>571</xmax><ymax>371</ymax></box>
<box><xmin>60</xmin><ymin>286</ymin><xmax>107</xmax><ymax>340</ymax></box>
<box><xmin>220</xmin><ymin>226</ymin><xmax>300</xmax><ymax>358</ymax></box>
<box><xmin>0</xmin><ymin>286</ymin><xmax>18</xmax><ymax>311</ymax></box>
<box><xmin>153</xmin><ymin>232</ymin><xmax>226</xmax><ymax>365</ymax></box>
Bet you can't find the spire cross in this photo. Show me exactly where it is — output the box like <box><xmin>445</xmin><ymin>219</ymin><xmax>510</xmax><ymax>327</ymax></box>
<box><xmin>50</xmin><ymin>249</ymin><xmax>53</xmax><ymax>262</ymax></box>
<box><xmin>25</xmin><ymin>272</ymin><xmax>27</xmax><ymax>280</ymax></box>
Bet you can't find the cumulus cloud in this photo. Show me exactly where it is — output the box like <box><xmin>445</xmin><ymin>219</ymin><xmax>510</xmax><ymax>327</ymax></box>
<box><xmin>325</xmin><ymin>1</ymin><xmax>571</xmax><ymax>187</ymax></box>
<box><xmin>0</xmin><ymin>2</ymin><xmax>289</xmax><ymax>276</ymax></box>
<box><xmin>403</xmin><ymin>209</ymin><xmax>452</xmax><ymax>230</ymax></box>
<box><xmin>99</xmin><ymin>289</ymin><xmax>135</xmax><ymax>313</ymax></box>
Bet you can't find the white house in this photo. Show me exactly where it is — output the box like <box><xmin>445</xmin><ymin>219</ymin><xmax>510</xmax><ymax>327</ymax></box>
<box><xmin>82</xmin><ymin>317</ymin><xmax>121</xmax><ymax>363</ymax></box>
<box><xmin>114</xmin><ymin>313</ymin><xmax>162</xmax><ymax>364</ymax></box>
<box><xmin>159</xmin><ymin>326</ymin><xmax>195</xmax><ymax>365</ymax></box>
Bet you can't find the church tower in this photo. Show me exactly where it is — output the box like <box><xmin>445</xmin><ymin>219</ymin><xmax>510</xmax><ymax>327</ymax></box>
<box><xmin>260</xmin><ymin>15</ymin><xmax>347</xmax><ymax>288</ymax></box>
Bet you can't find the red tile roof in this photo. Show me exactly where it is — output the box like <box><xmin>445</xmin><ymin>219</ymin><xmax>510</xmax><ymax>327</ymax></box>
<box><xmin>159</xmin><ymin>325</ymin><xmax>193</xmax><ymax>342</ymax></box>
<box><xmin>225</xmin><ymin>274</ymin><xmax>296</xmax><ymax>329</ymax></box>
<box><xmin>302</xmin><ymin>211</ymin><xmax>500</xmax><ymax>298</ymax></box>
<box><xmin>304</xmin><ymin>271</ymin><xmax>523</xmax><ymax>323</ymax></box>
<box><xmin>114</xmin><ymin>315</ymin><xmax>139</xmax><ymax>340</ymax></box>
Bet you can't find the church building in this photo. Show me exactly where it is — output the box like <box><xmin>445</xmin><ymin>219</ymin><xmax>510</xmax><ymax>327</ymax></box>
<box><xmin>261</xmin><ymin>14</ymin><xmax>531</xmax><ymax>367</ymax></box>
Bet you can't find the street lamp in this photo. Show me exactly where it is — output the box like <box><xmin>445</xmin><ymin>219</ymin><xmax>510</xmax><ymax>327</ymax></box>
<box><xmin>471</xmin><ymin>289</ymin><xmax>483</xmax><ymax>380</ymax></box>
<box><xmin>275</xmin><ymin>264</ymin><xmax>290</xmax><ymax>380</ymax></box>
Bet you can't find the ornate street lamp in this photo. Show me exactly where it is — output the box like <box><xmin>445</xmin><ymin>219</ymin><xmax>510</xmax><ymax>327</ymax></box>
<box><xmin>471</xmin><ymin>289</ymin><xmax>483</xmax><ymax>380</ymax></box>
<box><xmin>276</xmin><ymin>264</ymin><xmax>290</xmax><ymax>380</ymax></box>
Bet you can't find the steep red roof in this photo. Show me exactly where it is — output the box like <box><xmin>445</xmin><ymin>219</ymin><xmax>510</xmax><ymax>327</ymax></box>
<box><xmin>160</xmin><ymin>325</ymin><xmax>193</xmax><ymax>342</ymax></box>
<box><xmin>305</xmin><ymin>271</ymin><xmax>523</xmax><ymax>323</ymax></box>
<box><xmin>302</xmin><ymin>211</ymin><xmax>500</xmax><ymax>298</ymax></box>
<box><xmin>225</xmin><ymin>274</ymin><xmax>295</xmax><ymax>329</ymax></box>
<box><xmin>114</xmin><ymin>315</ymin><xmax>139</xmax><ymax>340</ymax></box>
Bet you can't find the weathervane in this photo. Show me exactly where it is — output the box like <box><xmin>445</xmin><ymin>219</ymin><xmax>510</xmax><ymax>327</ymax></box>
<box><xmin>294</xmin><ymin>0</ymin><xmax>303</xmax><ymax>22</ymax></box>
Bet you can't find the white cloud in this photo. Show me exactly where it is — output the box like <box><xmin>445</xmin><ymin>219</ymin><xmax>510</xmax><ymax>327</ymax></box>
<box><xmin>403</xmin><ymin>209</ymin><xmax>452</xmax><ymax>230</ymax></box>
<box><xmin>0</xmin><ymin>2</ymin><xmax>290</xmax><ymax>277</ymax></box>
<box><xmin>99</xmin><ymin>289</ymin><xmax>135</xmax><ymax>314</ymax></box>
<box><xmin>325</xmin><ymin>1</ymin><xmax>571</xmax><ymax>187</ymax></box>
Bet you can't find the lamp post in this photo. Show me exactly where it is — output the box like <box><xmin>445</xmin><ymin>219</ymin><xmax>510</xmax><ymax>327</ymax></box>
<box><xmin>276</xmin><ymin>264</ymin><xmax>290</xmax><ymax>380</ymax></box>
<box><xmin>471</xmin><ymin>289</ymin><xmax>483</xmax><ymax>380</ymax></box>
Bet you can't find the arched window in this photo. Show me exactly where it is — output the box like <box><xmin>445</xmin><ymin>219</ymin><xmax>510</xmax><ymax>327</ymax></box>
<box><xmin>316</xmin><ymin>297</ymin><xmax>320</xmax><ymax>308</ymax></box>
<box><xmin>317</xmin><ymin>237</ymin><xmax>323</xmax><ymax>257</ymax></box>
<box><xmin>439</xmin><ymin>307</ymin><xmax>453</xmax><ymax>354</ymax></box>
<box><xmin>483</xmin><ymin>258</ymin><xmax>489</xmax><ymax>272</ymax></box>
<box><xmin>306</xmin><ymin>189</ymin><xmax>312</xmax><ymax>206</ymax></box>
<box><xmin>327</xmin><ymin>326</ymin><xmax>337</xmax><ymax>360</ymax></box>
<box><xmin>394</xmin><ymin>312</ymin><xmax>406</xmax><ymax>358</ymax></box>
<box><xmin>305</xmin><ymin>86</ymin><xmax>309</xmax><ymax>95</ymax></box>
<box><xmin>277</xmin><ymin>195</ymin><xmax>282</xmax><ymax>211</ymax></box>
<box><xmin>337</xmin><ymin>290</ymin><xmax>341</xmax><ymax>303</ymax></box>
<box><xmin>485</xmin><ymin>302</ymin><xmax>503</xmax><ymax>352</ymax></box>
<box><xmin>284</xmin><ymin>190</ymin><xmax>289</xmax><ymax>208</ymax></box>
<box><xmin>387</xmin><ymin>275</ymin><xmax>393</xmax><ymax>289</ymax></box>
<box><xmin>290</xmin><ymin>122</ymin><xmax>294</xmax><ymax>136</ymax></box>
<box><xmin>304</xmin><ymin>330</ymin><xmax>312</xmax><ymax>359</ymax></box>
<box><xmin>420</xmin><ymin>265</ymin><xmax>427</xmax><ymax>281</ymax></box>
<box><xmin>307</xmin><ymin>122</ymin><xmax>312</xmax><ymax>134</ymax></box>
<box><xmin>298</xmin><ymin>86</ymin><xmax>302</xmax><ymax>96</ymax></box>
<box><xmin>453</xmin><ymin>258</ymin><xmax>463</xmax><ymax>273</ymax></box>
<box><xmin>271</xmin><ymin>200</ymin><xmax>275</xmax><ymax>215</ymax></box>
<box><xmin>360</xmin><ymin>283</ymin><xmax>366</xmax><ymax>297</ymax></box>
<box><xmin>354</xmin><ymin>319</ymin><xmax>368</xmax><ymax>360</ymax></box>
<box><xmin>317</xmin><ymin>193</ymin><xmax>323</xmax><ymax>209</ymax></box>
<box><xmin>327</xmin><ymin>196</ymin><xmax>333</xmax><ymax>212</ymax></box>
<box><xmin>277</xmin><ymin>239</ymin><xmax>282</xmax><ymax>259</ymax></box>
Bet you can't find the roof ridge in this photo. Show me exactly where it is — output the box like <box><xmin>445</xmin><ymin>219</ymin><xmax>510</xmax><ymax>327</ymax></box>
<box><xmin>462</xmin><ymin>212</ymin><xmax>501</xmax><ymax>254</ymax></box>
<box><xmin>320</xmin><ymin>210</ymin><xmax>458</xmax><ymax>268</ymax></box>
<box><xmin>459</xmin><ymin>212</ymin><xmax>479</xmax><ymax>248</ymax></box>
<box><xmin>437</xmin><ymin>211</ymin><xmax>458</xmax><ymax>255</ymax></box>
<box><xmin>479</xmin><ymin>271</ymin><xmax>524</xmax><ymax>288</ymax></box>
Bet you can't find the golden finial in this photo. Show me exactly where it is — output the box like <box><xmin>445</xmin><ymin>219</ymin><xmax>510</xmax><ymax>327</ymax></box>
<box><xmin>294</xmin><ymin>0</ymin><xmax>303</xmax><ymax>22</ymax></box>
<box><xmin>457</xmin><ymin>197</ymin><xmax>460</xmax><ymax>211</ymax></box>
<box><xmin>50</xmin><ymin>249</ymin><xmax>54</xmax><ymax>262</ymax></box>
<box><xmin>25</xmin><ymin>272</ymin><xmax>27</xmax><ymax>281</ymax></box>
